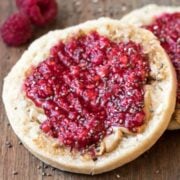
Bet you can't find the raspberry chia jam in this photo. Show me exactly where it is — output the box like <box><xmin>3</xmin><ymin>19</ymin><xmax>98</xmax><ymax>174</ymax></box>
<box><xmin>24</xmin><ymin>32</ymin><xmax>150</xmax><ymax>150</ymax></box>
<box><xmin>145</xmin><ymin>12</ymin><xmax>180</xmax><ymax>103</ymax></box>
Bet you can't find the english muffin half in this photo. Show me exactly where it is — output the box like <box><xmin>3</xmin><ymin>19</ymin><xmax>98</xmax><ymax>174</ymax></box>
<box><xmin>2</xmin><ymin>18</ymin><xmax>176</xmax><ymax>174</ymax></box>
<box><xmin>120</xmin><ymin>4</ymin><xmax>180</xmax><ymax>130</ymax></box>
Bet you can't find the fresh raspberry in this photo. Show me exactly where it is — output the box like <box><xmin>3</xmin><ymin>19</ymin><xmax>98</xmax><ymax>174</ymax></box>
<box><xmin>1</xmin><ymin>12</ymin><xmax>32</xmax><ymax>46</ymax></box>
<box><xmin>15</xmin><ymin>0</ymin><xmax>24</xmax><ymax>8</ymax></box>
<box><xmin>17</xmin><ymin>0</ymin><xmax>58</xmax><ymax>26</ymax></box>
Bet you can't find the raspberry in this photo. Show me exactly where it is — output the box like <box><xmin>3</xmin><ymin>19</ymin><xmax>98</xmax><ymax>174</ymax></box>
<box><xmin>16</xmin><ymin>0</ymin><xmax>24</xmax><ymax>8</ymax></box>
<box><xmin>0</xmin><ymin>12</ymin><xmax>32</xmax><ymax>46</ymax></box>
<box><xmin>17</xmin><ymin>0</ymin><xmax>58</xmax><ymax>26</ymax></box>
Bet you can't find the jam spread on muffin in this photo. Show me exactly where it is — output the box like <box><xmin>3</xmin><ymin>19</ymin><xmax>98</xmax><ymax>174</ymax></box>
<box><xmin>145</xmin><ymin>12</ymin><xmax>180</xmax><ymax>103</ymax></box>
<box><xmin>24</xmin><ymin>32</ymin><xmax>150</xmax><ymax>150</ymax></box>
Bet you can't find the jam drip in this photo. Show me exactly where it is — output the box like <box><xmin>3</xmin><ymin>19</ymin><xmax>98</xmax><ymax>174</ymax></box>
<box><xmin>145</xmin><ymin>13</ymin><xmax>180</xmax><ymax>103</ymax></box>
<box><xmin>24</xmin><ymin>32</ymin><xmax>149</xmax><ymax>150</ymax></box>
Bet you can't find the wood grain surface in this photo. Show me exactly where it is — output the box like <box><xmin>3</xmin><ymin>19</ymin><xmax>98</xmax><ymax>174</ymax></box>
<box><xmin>0</xmin><ymin>0</ymin><xmax>180</xmax><ymax>179</ymax></box>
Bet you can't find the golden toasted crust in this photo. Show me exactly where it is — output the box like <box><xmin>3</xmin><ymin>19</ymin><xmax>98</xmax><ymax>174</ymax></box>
<box><xmin>120</xmin><ymin>4</ymin><xmax>180</xmax><ymax>130</ymax></box>
<box><xmin>2</xmin><ymin>18</ymin><xmax>177</xmax><ymax>174</ymax></box>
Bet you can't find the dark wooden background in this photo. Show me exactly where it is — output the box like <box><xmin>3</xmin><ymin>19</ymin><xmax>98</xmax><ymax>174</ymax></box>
<box><xmin>0</xmin><ymin>0</ymin><xmax>180</xmax><ymax>179</ymax></box>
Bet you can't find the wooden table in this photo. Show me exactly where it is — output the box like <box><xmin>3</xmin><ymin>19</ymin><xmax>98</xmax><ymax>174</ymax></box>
<box><xmin>0</xmin><ymin>0</ymin><xmax>180</xmax><ymax>179</ymax></box>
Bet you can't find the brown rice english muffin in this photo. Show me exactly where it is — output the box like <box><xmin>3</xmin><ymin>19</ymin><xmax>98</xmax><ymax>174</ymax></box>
<box><xmin>2</xmin><ymin>18</ymin><xmax>176</xmax><ymax>174</ymax></box>
<box><xmin>120</xmin><ymin>4</ymin><xmax>180</xmax><ymax>130</ymax></box>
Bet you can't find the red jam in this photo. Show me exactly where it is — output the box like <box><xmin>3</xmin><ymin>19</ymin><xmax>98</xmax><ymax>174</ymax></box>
<box><xmin>24</xmin><ymin>32</ymin><xmax>149</xmax><ymax>150</ymax></box>
<box><xmin>145</xmin><ymin>13</ymin><xmax>180</xmax><ymax>103</ymax></box>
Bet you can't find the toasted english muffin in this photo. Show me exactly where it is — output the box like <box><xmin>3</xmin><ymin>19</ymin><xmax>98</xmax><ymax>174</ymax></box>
<box><xmin>2</xmin><ymin>18</ymin><xmax>176</xmax><ymax>174</ymax></box>
<box><xmin>120</xmin><ymin>4</ymin><xmax>180</xmax><ymax>130</ymax></box>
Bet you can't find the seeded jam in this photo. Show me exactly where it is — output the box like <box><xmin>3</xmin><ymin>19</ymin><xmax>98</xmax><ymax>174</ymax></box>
<box><xmin>145</xmin><ymin>12</ymin><xmax>180</xmax><ymax>103</ymax></box>
<box><xmin>24</xmin><ymin>32</ymin><xmax>149</xmax><ymax>150</ymax></box>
